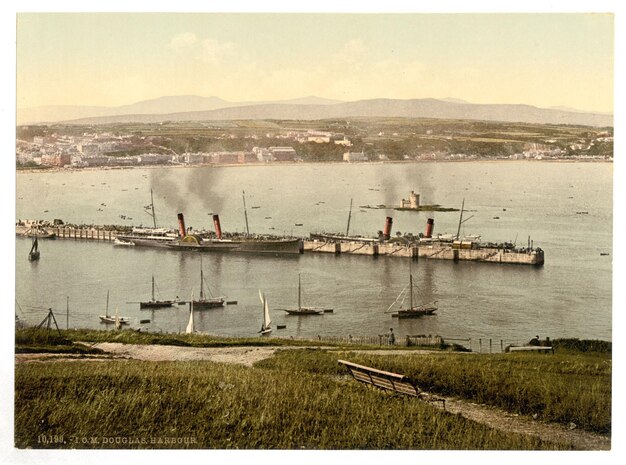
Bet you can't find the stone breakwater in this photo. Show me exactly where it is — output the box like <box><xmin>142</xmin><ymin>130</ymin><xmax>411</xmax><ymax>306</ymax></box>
<box><xmin>15</xmin><ymin>221</ymin><xmax>544</xmax><ymax>266</ymax></box>
<box><xmin>303</xmin><ymin>239</ymin><xmax>544</xmax><ymax>265</ymax></box>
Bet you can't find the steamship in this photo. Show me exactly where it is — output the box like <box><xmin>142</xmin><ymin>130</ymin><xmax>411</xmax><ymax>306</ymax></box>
<box><xmin>118</xmin><ymin>213</ymin><xmax>302</xmax><ymax>255</ymax></box>
<box><xmin>116</xmin><ymin>227</ymin><xmax>178</xmax><ymax>247</ymax></box>
<box><xmin>308</xmin><ymin>213</ymin><xmax>545</xmax><ymax>266</ymax></box>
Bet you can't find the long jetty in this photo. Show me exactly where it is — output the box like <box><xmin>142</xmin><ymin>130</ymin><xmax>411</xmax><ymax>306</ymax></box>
<box><xmin>16</xmin><ymin>223</ymin><xmax>544</xmax><ymax>266</ymax></box>
<box><xmin>16</xmin><ymin>224</ymin><xmax>120</xmax><ymax>242</ymax></box>
<box><xmin>303</xmin><ymin>239</ymin><xmax>544</xmax><ymax>265</ymax></box>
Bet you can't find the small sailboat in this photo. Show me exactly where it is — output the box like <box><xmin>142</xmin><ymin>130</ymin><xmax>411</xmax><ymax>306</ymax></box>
<box><xmin>386</xmin><ymin>268</ymin><xmax>437</xmax><ymax>319</ymax></box>
<box><xmin>191</xmin><ymin>257</ymin><xmax>226</xmax><ymax>309</ymax></box>
<box><xmin>28</xmin><ymin>237</ymin><xmax>40</xmax><ymax>261</ymax></box>
<box><xmin>279</xmin><ymin>274</ymin><xmax>332</xmax><ymax>315</ymax></box>
<box><xmin>139</xmin><ymin>276</ymin><xmax>176</xmax><ymax>308</ymax></box>
<box><xmin>99</xmin><ymin>291</ymin><xmax>130</xmax><ymax>325</ymax></box>
<box><xmin>258</xmin><ymin>290</ymin><xmax>272</xmax><ymax>335</ymax></box>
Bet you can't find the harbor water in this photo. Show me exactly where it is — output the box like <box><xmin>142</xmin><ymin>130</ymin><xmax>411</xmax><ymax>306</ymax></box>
<box><xmin>15</xmin><ymin>161</ymin><xmax>613</xmax><ymax>343</ymax></box>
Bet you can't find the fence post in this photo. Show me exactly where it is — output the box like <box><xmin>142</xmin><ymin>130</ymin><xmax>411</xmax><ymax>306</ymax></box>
<box><xmin>489</xmin><ymin>338</ymin><xmax>492</xmax><ymax>354</ymax></box>
<box><xmin>479</xmin><ymin>338</ymin><xmax>482</xmax><ymax>353</ymax></box>
<box><xmin>500</xmin><ymin>340</ymin><xmax>504</xmax><ymax>352</ymax></box>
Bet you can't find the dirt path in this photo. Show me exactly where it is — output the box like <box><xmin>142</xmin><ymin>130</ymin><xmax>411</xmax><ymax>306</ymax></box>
<box><xmin>15</xmin><ymin>343</ymin><xmax>610</xmax><ymax>450</ymax></box>
<box><xmin>15</xmin><ymin>343</ymin><xmax>319</xmax><ymax>366</ymax></box>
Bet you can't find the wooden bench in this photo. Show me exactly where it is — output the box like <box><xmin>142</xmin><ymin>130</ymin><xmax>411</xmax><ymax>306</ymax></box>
<box><xmin>338</xmin><ymin>359</ymin><xmax>445</xmax><ymax>409</ymax></box>
<box><xmin>508</xmin><ymin>346</ymin><xmax>554</xmax><ymax>354</ymax></box>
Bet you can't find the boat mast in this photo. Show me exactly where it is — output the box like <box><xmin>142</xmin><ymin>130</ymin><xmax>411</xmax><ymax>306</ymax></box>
<box><xmin>242</xmin><ymin>190</ymin><xmax>250</xmax><ymax>236</ymax></box>
<box><xmin>346</xmin><ymin>198</ymin><xmax>353</xmax><ymax>236</ymax></box>
<box><xmin>200</xmin><ymin>258</ymin><xmax>204</xmax><ymax>300</ymax></box>
<box><xmin>298</xmin><ymin>274</ymin><xmax>302</xmax><ymax>310</ymax></box>
<box><xmin>29</xmin><ymin>237</ymin><xmax>38</xmax><ymax>255</ymax></box>
<box><xmin>150</xmin><ymin>189</ymin><xmax>157</xmax><ymax>229</ymax></box>
<box><xmin>456</xmin><ymin>198</ymin><xmax>465</xmax><ymax>240</ymax></box>
<box><xmin>409</xmin><ymin>271</ymin><xmax>413</xmax><ymax>310</ymax></box>
<box><xmin>105</xmin><ymin>290</ymin><xmax>110</xmax><ymax>318</ymax></box>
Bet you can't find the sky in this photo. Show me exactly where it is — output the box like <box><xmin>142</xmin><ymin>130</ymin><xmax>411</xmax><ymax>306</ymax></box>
<box><xmin>15</xmin><ymin>12</ymin><xmax>614</xmax><ymax>113</ymax></box>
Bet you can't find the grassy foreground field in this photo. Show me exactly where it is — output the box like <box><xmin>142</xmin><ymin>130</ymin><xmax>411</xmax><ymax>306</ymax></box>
<box><xmin>16</xmin><ymin>358</ymin><xmax>562</xmax><ymax>450</ymax></box>
<box><xmin>14</xmin><ymin>330</ymin><xmax>610</xmax><ymax>450</ymax></box>
<box><xmin>257</xmin><ymin>349</ymin><xmax>611</xmax><ymax>434</ymax></box>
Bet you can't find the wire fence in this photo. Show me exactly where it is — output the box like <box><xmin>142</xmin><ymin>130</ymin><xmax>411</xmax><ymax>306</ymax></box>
<box><xmin>287</xmin><ymin>334</ymin><xmax>443</xmax><ymax>348</ymax></box>
<box><xmin>15</xmin><ymin>305</ymin><xmax>534</xmax><ymax>353</ymax></box>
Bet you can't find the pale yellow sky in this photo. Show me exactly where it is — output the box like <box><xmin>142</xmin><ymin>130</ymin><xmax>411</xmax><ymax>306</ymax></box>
<box><xmin>16</xmin><ymin>13</ymin><xmax>614</xmax><ymax>112</ymax></box>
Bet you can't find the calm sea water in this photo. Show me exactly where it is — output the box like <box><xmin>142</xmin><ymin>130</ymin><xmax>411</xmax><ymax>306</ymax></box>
<box><xmin>15</xmin><ymin>161</ymin><xmax>613</xmax><ymax>343</ymax></box>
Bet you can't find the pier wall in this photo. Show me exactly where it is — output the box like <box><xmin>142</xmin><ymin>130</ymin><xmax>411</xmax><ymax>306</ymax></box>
<box><xmin>377</xmin><ymin>243</ymin><xmax>418</xmax><ymax>258</ymax></box>
<box><xmin>303</xmin><ymin>240</ymin><xmax>341</xmax><ymax>253</ymax></box>
<box><xmin>419</xmin><ymin>245</ymin><xmax>543</xmax><ymax>265</ymax></box>
<box><xmin>303</xmin><ymin>239</ymin><xmax>542</xmax><ymax>265</ymax></box>
<box><xmin>303</xmin><ymin>240</ymin><xmax>418</xmax><ymax>258</ymax></box>
<box><xmin>340</xmin><ymin>241</ymin><xmax>376</xmax><ymax>255</ymax></box>
<box><xmin>16</xmin><ymin>225</ymin><xmax>118</xmax><ymax>241</ymax></box>
<box><xmin>16</xmin><ymin>225</ymin><xmax>542</xmax><ymax>265</ymax></box>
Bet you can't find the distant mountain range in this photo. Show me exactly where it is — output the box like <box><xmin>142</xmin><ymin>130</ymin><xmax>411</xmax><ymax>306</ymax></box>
<box><xmin>17</xmin><ymin>95</ymin><xmax>612</xmax><ymax>127</ymax></box>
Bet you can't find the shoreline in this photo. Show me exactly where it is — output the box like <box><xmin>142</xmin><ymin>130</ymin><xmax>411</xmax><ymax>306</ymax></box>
<box><xmin>15</xmin><ymin>157</ymin><xmax>613</xmax><ymax>175</ymax></box>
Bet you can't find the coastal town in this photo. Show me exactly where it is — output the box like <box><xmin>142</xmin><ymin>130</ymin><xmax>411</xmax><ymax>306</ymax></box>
<box><xmin>16</xmin><ymin>120</ymin><xmax>613</xmax><ymax>169</ymax></box>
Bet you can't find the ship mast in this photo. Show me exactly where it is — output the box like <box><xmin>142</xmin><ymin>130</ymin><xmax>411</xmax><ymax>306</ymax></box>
<box><xmin>456</xmin><ymin>198</ymin><xmax>465</xmax><ymax>240</ymax></box>
<box><xmin>455</xmin><ymin>198</ymin><xmax>474</xmax><ymax>241</ymax></box>
<box><xmin>298</xmin><ymin>274</ymin><xmax>302</xmax><ymax>310</ymax></box>
<box><xmin>199</xmin><ymin>256</ymin><xmax>204</xmax><ymax>300</ymax></box>
<box><xmin>346</xmin><ymin>198</ymin><xmax>353</xmax><ymax>236</ymax></box>
<box><xmin>150</xmin><ymin>189</ymin><xmax>157</xmax><ymax>229</ymax></box>
<box><xmin>242</xmin><ymin>190</ymin><xmax>250</xmax><ymax>236</ymax></box>
<box><xmin>409</xmin><ymin>272</ymin><xmax>413</xmax><ymax>310</ymax></box>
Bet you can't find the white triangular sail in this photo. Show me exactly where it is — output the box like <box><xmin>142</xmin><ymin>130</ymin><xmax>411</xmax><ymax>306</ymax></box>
<box><xmin>186</xmin><ymin>291</ymin><xmax>195</xmax><ymax>334</ymax></box>
<box><xmin>258</xmin><ymin>290</ymin><xmax>272</xmax><ymax>333</ymax></box>
<box><xmin>263</xmin><ymin>296</ymin><xmax>272</xmax><ymax>329</ymax></box>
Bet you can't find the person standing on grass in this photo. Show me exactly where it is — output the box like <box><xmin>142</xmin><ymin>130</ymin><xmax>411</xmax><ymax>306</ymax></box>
<box><xmin>389</xmin><ymin>328</ymin><xmax>396</xmax><ymax>345</ymax></box>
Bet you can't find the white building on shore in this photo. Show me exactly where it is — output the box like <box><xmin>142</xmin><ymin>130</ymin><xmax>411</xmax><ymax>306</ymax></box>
<box><xmin>343</xmin><ymin>151</ymin><xmax>367</xmax><ymax>162</ymax></box>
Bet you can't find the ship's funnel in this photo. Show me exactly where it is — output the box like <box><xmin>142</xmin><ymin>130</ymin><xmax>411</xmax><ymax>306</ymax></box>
<box><xmin>425</xmin><ymin>218</ymin><xmax>434</xmax><ymax>238</ymax></box>
<box><xmin>213</xmin><ymin>214</ymin><xmax>222</xmax><ymax>240</ymax></box>
<box><xmin>177</xmin><ymin>213</ymin><xmax>186</xmax><ymax>238</ymax></box>
<box><xmin>383</xmin><ymin>217</ymin><xmax>393</xmax><ymax>240</ymax></box>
